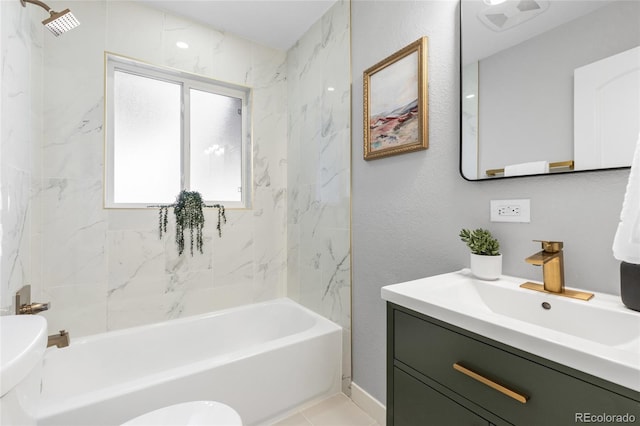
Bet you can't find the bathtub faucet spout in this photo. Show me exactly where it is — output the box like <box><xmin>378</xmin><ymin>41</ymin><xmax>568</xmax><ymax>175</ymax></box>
<box><xmin>48</xmin><ymin>330</ymin><xmax>70</xmax><ymax>348</ymax></box>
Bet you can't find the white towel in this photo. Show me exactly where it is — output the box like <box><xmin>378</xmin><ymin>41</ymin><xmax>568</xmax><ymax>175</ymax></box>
<box><xmin>504</xmin><ymin>161</ymin><xmax>549</xmax><ymax>177</ymax></box>
<box><xmin>613</xmin><ymin>132</ymin><xmax>640</xmax><ymax>264</ymax></box>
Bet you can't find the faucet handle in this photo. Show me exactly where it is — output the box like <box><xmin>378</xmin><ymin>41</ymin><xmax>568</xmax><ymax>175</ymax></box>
<box><xmin>18</xmin><ymin>301</ymin><xmax>50</xmax><ymax>315</ymax></box>
<box><xmin>533</xmin><ymin>240</ymin><xmax>563</xmax><ymax>253</ymax></box>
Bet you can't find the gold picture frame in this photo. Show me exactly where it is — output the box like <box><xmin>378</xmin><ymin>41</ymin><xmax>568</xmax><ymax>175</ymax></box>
<box><xmin>363</xmin><ymin>37</ymin><xmax>428</xmax><ymax>160</ymax></box>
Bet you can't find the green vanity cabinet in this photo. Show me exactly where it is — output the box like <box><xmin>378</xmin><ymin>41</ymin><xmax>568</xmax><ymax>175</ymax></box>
<box><xmin>393</xmin><ymin>367</ymin><xmax>490</xmax><ymax>426</ymax></box>
<box><xmin>387</xmin><ymin>303</ymin><xmax>640</xmax><ymax>426</ymax></box>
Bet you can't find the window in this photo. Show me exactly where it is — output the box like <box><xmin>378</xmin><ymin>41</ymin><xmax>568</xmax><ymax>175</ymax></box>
<box><xmin>105</xmin><ymin>53</ymin><xmax>251</xmax><ymax>208</ymax></box>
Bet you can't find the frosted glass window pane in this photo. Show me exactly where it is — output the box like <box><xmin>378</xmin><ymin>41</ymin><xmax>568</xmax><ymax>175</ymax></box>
<box><xmin>190</xmin><ymin>89</ymin><xmax>242</xmax><ymax>202</ymax></box>
<box><xmin>113</xmin><ymin>71</ymin><xmax>181</xmax><ymax>204</ymax></box>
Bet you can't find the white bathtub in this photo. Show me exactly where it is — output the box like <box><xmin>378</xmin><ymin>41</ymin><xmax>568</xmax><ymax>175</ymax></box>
<box><xmin>37</xmin><ymin>298</ymin><xmax>342</xmax><ymax>426</ymax></box>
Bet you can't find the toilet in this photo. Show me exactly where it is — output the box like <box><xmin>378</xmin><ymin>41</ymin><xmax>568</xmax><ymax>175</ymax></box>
<box><xmin>0</xmin><ymin>315</ymin><xmax>242</xmax><ymax>426</ymax></box>
<box><xmin>122</xmin><ymin>401</ymin><xmax>243</xmax><ymax>426</ymax></box>
<box><xmin>1</xmin><ymin>315</ymin><xmax>47</xmax><ymax>426</ymax></box>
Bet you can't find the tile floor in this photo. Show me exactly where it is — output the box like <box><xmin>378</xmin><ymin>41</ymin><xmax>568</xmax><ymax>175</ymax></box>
<box><xmin>271</xmin><ymin>393</ymin><xmax>380</xmax><ymax>426</ymax></box>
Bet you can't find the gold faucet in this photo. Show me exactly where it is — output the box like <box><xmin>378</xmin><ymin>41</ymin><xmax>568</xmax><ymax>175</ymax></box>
<box><xmin>521</xmin><ymin>240</ymin><xmax>594</xmax><ymax>301</ymax></box>
<box><xmin>47</xmin><ymin>330</ymin><xmax>70</xmax><ymax>348</ymax></box>
<box><xmin>525</xmin><ymin>240</ymin><xmax>565</xmax><ymax>293</ymax></box>
<box><xmin>18</xmin><ymin>301</ymin><xmax>50</xmax><ymax>315</ymax></box>
<box><xmin>15</xmin><ymin>285</ymin><xmax>52</xmax><ymax>315</ymax></box>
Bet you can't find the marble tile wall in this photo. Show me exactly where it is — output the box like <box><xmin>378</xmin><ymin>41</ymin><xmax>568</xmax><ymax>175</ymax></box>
<box><xmin>0</xmin><ymin>1</ymin><xmax>42</xmax><ymax>315</ymax></box>
<box><xmin>2</xmin><ymin>1</ymin><xmax>351</xmax><ymax>391</ymax></box>
<box><xmin>30</xmin><ymin>0</ymin><xmax>288</xmax><ymax>334</ymax></box>
<box><xmin>286</xmin><ymin>0</ymin><xmax>351</xmax><ymax>393</ymax></box>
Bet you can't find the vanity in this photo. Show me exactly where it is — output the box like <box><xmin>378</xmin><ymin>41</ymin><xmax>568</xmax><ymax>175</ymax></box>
<box><xmin>382</xmin><ymin>270</ymin><xmax>640</xmax><ymax>425</ymax></box>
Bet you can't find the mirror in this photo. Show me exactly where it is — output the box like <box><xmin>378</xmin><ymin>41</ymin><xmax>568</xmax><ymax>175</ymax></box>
<box><xmin>460</xmin><ymin>0</ymin><xmax>640</xmax><ymax>180</ymax></box>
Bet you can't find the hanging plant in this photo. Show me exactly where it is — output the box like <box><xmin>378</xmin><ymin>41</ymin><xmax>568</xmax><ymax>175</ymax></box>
<box><xmin>213</xmin><ymin>203</ymin><xmax>226</xmax><ymax>237</ymax></box>
<box><xmin>157</xmin><ymin>191</ymin><xmax>226</xmax><ymax>256</ymax></box>
<box><xmin>159</xmin><ymin>206</ymin><xmax>169</xmax><ymax>238</ymax></box>
<box><xmin>175</xmin><ymin>190</ymin><xmax>206</xmax><ymax>256</ymax></box>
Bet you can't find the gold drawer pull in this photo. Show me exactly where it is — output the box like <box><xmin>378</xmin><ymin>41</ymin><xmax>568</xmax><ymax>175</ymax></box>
<box><xmin>453</xmin><ymin>363</ymin><xmax>528</xmax><ymax>404</ymax></box>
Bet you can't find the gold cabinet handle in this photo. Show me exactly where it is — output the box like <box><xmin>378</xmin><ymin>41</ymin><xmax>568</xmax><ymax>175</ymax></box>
<box><xmin>453</xmin><ymin>363</ymin><xmax>528</xmax><ymax>404</ymax></box>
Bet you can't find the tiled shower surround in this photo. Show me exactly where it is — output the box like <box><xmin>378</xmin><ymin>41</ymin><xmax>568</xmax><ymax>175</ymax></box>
<box><xmin>1</xmin><ymin>0</ymin><xmax>351</xmax><ymax>384</ymax></box>
<box><xmin>287</xmin><ymin>0</ymin><xmax>351</xmax><ymax>390</ymax></box>
<box><xmin>31</xmin><ymin>0</ymin><xmax>288</xmax><ymax>334</ymax></box>
<box><xmin>0</xmin><ymin>1</ymin><xmax>42</xmax><ymax>317</ymax></box>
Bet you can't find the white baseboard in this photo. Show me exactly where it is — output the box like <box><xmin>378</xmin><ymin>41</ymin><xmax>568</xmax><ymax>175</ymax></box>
<box><xmin>350</xmin><ymin>382</ymin><xmax>386</xmax><ymax>426</ymax></box>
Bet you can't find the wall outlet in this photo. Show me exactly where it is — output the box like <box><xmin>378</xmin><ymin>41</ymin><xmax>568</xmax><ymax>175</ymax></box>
<box><xmin>490</xmin><ymin>199</ymin><xmax>531</xmax><ymax>223</ymax></box>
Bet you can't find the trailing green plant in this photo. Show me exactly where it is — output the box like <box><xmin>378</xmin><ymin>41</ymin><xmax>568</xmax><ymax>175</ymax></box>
<box><xmin>175</xmin><ymin>190</ymin><xmax>205</xmax><ymax>256</ymax></box>
<box><xmin>213</xmin><ymin>203</ymin><xmax>226</xmax><ymax>237</ymax></box>
<box><xmin>157</xmin><ymin>191</ymin><xmax>227</xmax><ymax>256</ymax></box>
<box><xmin>459</xmin><ymin>228</ymin><xmax>500</xmax><ymax>256</ymax></box>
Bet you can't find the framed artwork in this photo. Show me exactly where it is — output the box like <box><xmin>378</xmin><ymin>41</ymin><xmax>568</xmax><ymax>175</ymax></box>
<box><xmin>363</xmin><ymin>37</ymin><xmax>428</xmax><ymax>160</ymax></box>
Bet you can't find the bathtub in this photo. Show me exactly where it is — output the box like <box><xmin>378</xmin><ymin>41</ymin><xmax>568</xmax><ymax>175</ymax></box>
<box><xmin>36</xmin><ymin>298</ymin><xmax>342</xmax><ymax>426</ymax></box>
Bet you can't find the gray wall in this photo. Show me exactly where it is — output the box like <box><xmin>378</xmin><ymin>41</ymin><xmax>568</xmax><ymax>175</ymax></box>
<box><xmin>351</xmin><ymin>0</ymin><xmax>630</xmax><ymax>405</ymax></box>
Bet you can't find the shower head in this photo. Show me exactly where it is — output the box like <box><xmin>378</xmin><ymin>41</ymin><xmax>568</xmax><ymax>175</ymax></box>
<box><xmin>20</xmin><ymin>0</ymin><xmax>80</xmax><ymax>36</ymax></box>
<box><xmin>42</xmin><ymin>8</ymin><xmax>80</xmax><ymax>36</ymax></box>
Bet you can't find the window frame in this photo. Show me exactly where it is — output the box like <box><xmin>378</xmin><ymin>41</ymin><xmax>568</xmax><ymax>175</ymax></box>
<box><xmin>104</xmin><ymin>53</ymin><xmax>252</xmax><ymax>209</ymax></box>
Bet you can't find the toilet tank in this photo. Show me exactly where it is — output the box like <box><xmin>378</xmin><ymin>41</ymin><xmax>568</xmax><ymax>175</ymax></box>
<box><xmin>0</xmin><ymin>315</ymin><xmax>48</xmax><ymax>425</ymax></box>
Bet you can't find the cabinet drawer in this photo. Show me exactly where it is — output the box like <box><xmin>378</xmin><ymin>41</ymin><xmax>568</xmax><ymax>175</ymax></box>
<box><xmin>394</xmin><ymin>310</ymin><xmax>640</xmax><ymax>426</ymax></box>
<box><xmin>393</xmin><ymin>367</ymin><xmax>489</xmax><ymax>426</ymax></box>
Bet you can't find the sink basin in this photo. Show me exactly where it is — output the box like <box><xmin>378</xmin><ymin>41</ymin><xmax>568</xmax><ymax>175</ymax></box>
<box><xmin>381</xmin><ymin>269</ymin><xmax>640</xmax><ymax>392</ymax></box>
<box><xmin>473</xmin><ymin>275</ymin><xmax>638</xmax><ymax>348</ymax></box>
<box><xmin>0</xmin><ymin>315</ymin><xmax>48</xmax><ymax>396</ymax></box>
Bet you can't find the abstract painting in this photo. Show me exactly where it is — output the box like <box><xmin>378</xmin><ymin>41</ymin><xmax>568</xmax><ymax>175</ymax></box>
<box><xmin>363</xmin><ymin>37</ymin><xmax>428</xmax><ymax>160</ymax></box>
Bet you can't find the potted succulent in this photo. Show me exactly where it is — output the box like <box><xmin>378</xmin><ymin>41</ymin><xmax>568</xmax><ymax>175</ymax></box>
<box><xmin>459</xmin><ymin>228</ymin><xmax>502</xmax><ymax>280</ymax></box>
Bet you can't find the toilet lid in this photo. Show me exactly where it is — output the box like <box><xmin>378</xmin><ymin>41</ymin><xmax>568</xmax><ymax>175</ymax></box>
<box><xmin>121</xmin><ymin>401</ymin><xmax>242</xmax><ymax>426</ymax></box>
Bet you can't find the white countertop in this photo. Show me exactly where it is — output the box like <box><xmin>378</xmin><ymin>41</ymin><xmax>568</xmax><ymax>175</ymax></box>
<box><xmin>382</xmin><ymin>269</ymin><xmax>640</xmax><ymax>392</ymax></box>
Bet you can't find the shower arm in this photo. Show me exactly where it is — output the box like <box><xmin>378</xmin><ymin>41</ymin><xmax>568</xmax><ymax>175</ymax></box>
<box><xmin>19</xmin><ymin>0</ymin><xmax>80</xmax><ymax>36</ymax></box>
<box><xmin>20</xmin><ymin>0</ymin><xmax>54</xmax><ymax>14</ymax></box>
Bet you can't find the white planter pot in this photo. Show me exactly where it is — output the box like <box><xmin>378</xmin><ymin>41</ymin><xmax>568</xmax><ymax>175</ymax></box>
<box><xmin>470</xmin><ymin>253</ymin><xmax>502</xmax><ymax>280</ymax></box>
